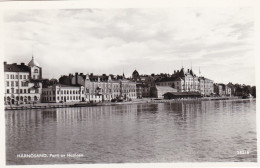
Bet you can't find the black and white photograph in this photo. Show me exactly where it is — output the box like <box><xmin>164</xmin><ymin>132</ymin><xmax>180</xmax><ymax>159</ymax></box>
<box><xmin>0</xmin><ymin>0</ymin><xmax>259</xmax><ymax>167</ymax></box>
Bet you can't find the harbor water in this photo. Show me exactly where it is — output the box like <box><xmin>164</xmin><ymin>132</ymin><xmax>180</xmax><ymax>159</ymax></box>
<box><xmin>5</xmin><ymin>99</ymin><xmax>257</xmax><ymax>164</ymax></box>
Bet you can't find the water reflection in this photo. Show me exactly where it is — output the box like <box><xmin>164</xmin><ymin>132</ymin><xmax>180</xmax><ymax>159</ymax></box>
<box><xmin>6</xmin><ymin>100</ymin><xmax>257</xmax><ymax>165</ymax></box>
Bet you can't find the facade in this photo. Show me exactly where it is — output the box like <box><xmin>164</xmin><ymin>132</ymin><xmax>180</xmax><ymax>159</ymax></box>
<box><xmin>215</xmin><ymin>83</ymin><xmax>231</xmax><ymax>97</ymax></box>
<box><xmin>42</xmin><ymin>84</ymin><xmax>85</xmax><ymax>103</ymax></box>
<box><xmin>156</xmin><ymin>68</ymin><xmax>200</xmax><ymax>92</ymax></box>
<box><xmin>214</xmin><ymin>84</ymin><xmax>223</xmax><ymax>96</ymax></box>
<box><xmin>132</xmin><ymin>70</ymin><xmax>155</xmax><ymax>98</ymax></box>
<box><xmin>4</xmin><ymin>57</ymin><xmax>43</xmax><ymax>105</ymax></box>
<box><xmin>119</xmin><ymin>79</ymin><xmax>137</xmax><ymax>101</ymax></box>
<box><xmin>198</xmin><ymin>77</ymin><xmax>214</xmax><ymax>96</ymax></box>
<box><xmin>62</xmin><ymin>73</ymin><xmax>136</xmax><ymax>102</ymax></box>
<box><xmin>155</xmin><ymin>68</ymin><xmax>213</xmax><ymax>96</ymax></box>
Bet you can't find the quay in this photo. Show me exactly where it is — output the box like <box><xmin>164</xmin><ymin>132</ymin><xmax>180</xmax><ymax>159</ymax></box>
<box><xmin>4</xmin><ymin>96</ymin><xmax>242</xmax><ymax>111</ymax></box>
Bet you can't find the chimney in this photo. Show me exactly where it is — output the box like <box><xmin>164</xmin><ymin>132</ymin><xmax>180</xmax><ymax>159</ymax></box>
<box><xmin>90</xmin><ymin>73</ymin><xmax>93</xmax><ymax>76</ymax></box>
<box><xmin>13</xmin><ymin>63</ymin><xmax>17</xmax><ymax>65</ymax></box>
<box><xmin>174</xmin><ymin>70</ymin><xmax>176</xmax><ymax>74</ymax></box>
<box><xmin>4</xmin><ymin>61</ymin><xmax>7</xmax><ymax>65</ymax></box>
<box><xmin>80</xmin><ymin>73</ymin><xmax>83</xmax><ymax>76</ymax></box>
<box><xmin>75</xmin><ymin>72</ymin><xmax>78</xmax><ymax>85</ymax></box>
<box><xmin>102</xmin><ymin>74</ymin><xmax>106</xmax><ymax>76</ymax></box>
<box><xmin>21</xmin><ymin>63</ymin><xmax>25</xmax><ymax>66</ymax></box>
<box><xmin>188</xmin><ymin>69</ymin><xmax>189</xmax><ymax>72</ymax></box>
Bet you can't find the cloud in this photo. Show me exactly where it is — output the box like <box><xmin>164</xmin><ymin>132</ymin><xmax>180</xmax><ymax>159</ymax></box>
<box><xmin>3</xmin><ymin>8</ymin><xmax>255</xmax><ymax>85</ymax></box>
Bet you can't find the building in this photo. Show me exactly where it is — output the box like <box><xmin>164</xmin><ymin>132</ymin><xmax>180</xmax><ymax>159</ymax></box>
<box><xmin>42</xmin><ymin>84</ymin><xmax>85</xmax><ymax>103</ymax></box>
<box><xmin>156</xmin><ymin>68</ymin><xmax>200</xmax><ymax>93</ymax></box>
<box><xmin>60</xmin><ymin>72</ymin><xmax>136</xmax><ymax>102</ymax></box>
<box><xmin>215</xmin><ymin>83</ymin><xmax>231</xmax><ymax>97</ymax></box>
<box><xmin>4</xmin><ymin>57</ymin><xmax>43</xmax><ymax>105</ymax></box>
<box><xmin>214</xmin><ymin>83</ymin><xmax>223</xmax><ymax>96</ymax></box>
<box><xmin>198</xmin><ymin>77</ymin><xmax>214</xmax><ymax>96</ymax></box>
<box><xmin>119</xmin><ymin>78</ymin><xmax>137</xmax><ymax>101</ymax></box>
<box><xmin>132</xmin><ymin>70</ymin><xmax>156</xmax><ymax>98</ymax></box>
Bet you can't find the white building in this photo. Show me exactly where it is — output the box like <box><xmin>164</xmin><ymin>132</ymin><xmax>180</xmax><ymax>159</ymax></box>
<box><xmin>4</xmin><ymin>57</ymin><xmax>43</xmax><ymax>105</ymax></box>
<box><xmin>42</xmin><ymin>84</ymin><xmax>85</xmax><ymax>103</ymax></box>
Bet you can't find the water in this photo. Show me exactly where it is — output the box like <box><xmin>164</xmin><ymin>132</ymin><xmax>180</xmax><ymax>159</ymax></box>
<box><xmin>5</xmin><ymin>99</ymin><xmax>257</xmax><ymax>165</ymax></box>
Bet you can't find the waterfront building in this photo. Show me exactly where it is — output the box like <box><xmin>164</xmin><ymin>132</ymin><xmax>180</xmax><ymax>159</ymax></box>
<box><xmin>214</xmin><ymin>83</ymin><xmax>223</xmax><ymax>96</ymax></box>
<box><xmin>132</xmin><ymin>70</ymin><xmax>156</xmax><ymax>98</ymax></box>
<box><xmin>119</xmin><ymin>78</ymin><xmax>137</xmax><ymax>101</ymax></box>
<box><xmin>156</xmin><ymin>68</ymin><xmax>200</xmax><ymax>92</ymax></box>
<box><xmin>198</xmin><ymin>77</ymin><xmax>214</xmax><ymax>96</ymax></box>
<box><xmin>4</xmin><ymin>57</ymin><xmax>43</xmax><ymax>105</ymax></box>
<box><xmin>42</xmin><ymin>84</ymin><xmax>85</xmax><ymax>103</ymax></box>
<box><xmin>65</xmin><ymin>73</ymin><xmax>136</xmax><ymax>102</ymax></box>
<box><xmin>215</xmin><ymin>83</ymin><xmax>231</xmax><ymax>97</ymax></box>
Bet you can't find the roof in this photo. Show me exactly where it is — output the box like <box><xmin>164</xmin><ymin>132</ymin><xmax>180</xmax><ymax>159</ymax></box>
<box><xmin>163</xmin><ymin>92</ymin><xmax>201</xmax><ymax>96</ymax></box>
<box><xmin>156</xmin><ymin>86</ymin><xmax>177</xmax><ymax>92</ymax></box>
<box><xmin>4</xmin><ymin>63</ymin><xmax>30</xmax><ymax>72</ymax></box>
<box><xmin>51</xmin><ymin>84</ymin><xmax>83</xmax><ymax>88</ymax></box>
<box><xmin>28</xmin><ymin>56</ymin><xmax>40</xmax><ymax>67</ymax></box>
<box><xmin>132</xmin><ymin>70</ymin><xmax>139</xmax><ymax>76</ymax></box>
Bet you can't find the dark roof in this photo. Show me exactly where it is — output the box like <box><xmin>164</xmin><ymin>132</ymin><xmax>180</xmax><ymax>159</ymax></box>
<box><xmin>163</xmin><ymin>92</ymin><xmax>201</xmax><ymax>96</ymax></box>
<box><xmin>132</xmin><ymin>70</ymin><xmax>139</xmax><ymax>75</ymax></box>
<box><xmin>88</xmin><ymin>75</ymin><xmax>109</xmax><ymax>82</ymax></box>
<box><xmin>4</xmin><ymin>63</ymin><xmax>30</xmax><ymax>72</ymax></box>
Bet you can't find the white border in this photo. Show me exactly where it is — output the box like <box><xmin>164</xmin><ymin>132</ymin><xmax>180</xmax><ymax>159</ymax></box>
<box><xmin>0</xmin><ymin>0</ymin><xmax>259</xmax><ymax>168</ymax></box>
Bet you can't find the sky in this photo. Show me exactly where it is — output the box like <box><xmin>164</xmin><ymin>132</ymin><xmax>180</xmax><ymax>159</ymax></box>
<box><xmin>3</xmin><ymin>8</ymin><xmax>255</xmax><ymax>85</ymax></box>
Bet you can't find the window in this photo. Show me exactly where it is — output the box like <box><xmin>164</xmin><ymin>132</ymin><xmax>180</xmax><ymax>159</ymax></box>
<box><xmin>33</xmin><ymin>75</ymin><xmax>35</xmax><ymax>79</ymax></box>
<box><xmin>24</xmin><ymin>89</ymin><xmax>26</xmax><ymax>93</ymax></box>
<box><xmin>16</xmin><ymin>81</ymin><xmax>18</xmax><ymax>87</ymax></box>
<box><xmin>16</xmin><ymin>89</ymin><xmax>19</xmax><ymax>93</ymax></box>
<box><xmin>16</xmin><ymin>75</ymin><xmax>18</xmax><ymax>79</ymax></box>
<box><xmin>20</xmin><ymin>75</ymin><xmax>22</xmax><ymax>79</ymax></box>
<box><xmin>34</xmin><ymin>69</ymin><xmax>38</xmax><ymax>73</ymax></box>
<box><xmin>11</xmin><ymin>81</ymin><xmax>14</xmax><ymax>87</ymax></box>
<box><xmin>20</xmin><ymin>89</ymin><xmax>22</xmax><ymax>93</ymax></box>
<box><xmin>23</xmin><ymin>75</ymin><xmax>26</xmax><ymax>79</ymax></box>
<box><xmin>36</xmin><ymin>89</ymin><xmax>39</xmax><ymax>93</ymax></box>
<box><xmin>7</xmin><ymin>81</ymin><xmax>9</xmax><ymax>87</ymax></box>
<box><xmin>7</xmin><ymin>74</ymin><xmax>9</xmax><ymax>79</ymax></box>
<box><xmin>7</xmin><ymin>89</ymin><xmax>9</xmax><ymax>93</ymax></box>
<box><xmin>11</xmin><ymin>88</ymin><xmax>14</xmax><ymax>93</ymax></box>
<box><xmin>28</xmin><ymin>89</ymin><xmax>30</xmax><ymax>93</ymax></box>
<box><xmin>61</xmin><ymin>90</ymin><xmax>63</xmax><ymax>94</ymax></box>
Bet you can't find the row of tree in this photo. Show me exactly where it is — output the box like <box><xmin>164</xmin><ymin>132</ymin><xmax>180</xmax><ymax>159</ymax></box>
<box><xmin>228</xmin><ymin>83</ymin><xmax>256</xmax><ymax>98</ymax></box>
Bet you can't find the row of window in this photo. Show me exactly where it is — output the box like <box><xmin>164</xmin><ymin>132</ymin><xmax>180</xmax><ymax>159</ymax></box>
<box><xmin>43</xmin><ymin>90</ymin><xmax>84</xmax><ymax>95</ymax></box>
<box><xmin>5</xmin><ymin>96</ymin><xmax>38</xmax><ymax>101</ymax></box>
<box><xmin>6</xmin><ymin>81</ymin><xmax>28</xmax><ymax>87</ymax></box>
<box><xmin>43</xmin><ymin>95</ymin><xmax>81</xmax><ymax>102</ymax></box>
<box><xmin>6</xmin><ymin>74</ymin><xmax>40</xmax><ymax>80</ymax></box>
<box><xmin>6</xmin><ymin>88</ymin><xmax>39</xmax><ymax>94</ymax></box>
<box><xmin>6</xmin><ymin>74</ymin><xmax>29</xmax><ymax>80</ymax></box>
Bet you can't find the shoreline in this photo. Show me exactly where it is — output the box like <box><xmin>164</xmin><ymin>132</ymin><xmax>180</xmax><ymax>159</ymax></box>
<box><xmin>4</xmin><ymin>96</ymin><xmax>253</xmax><ymax>111</ymax></box>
